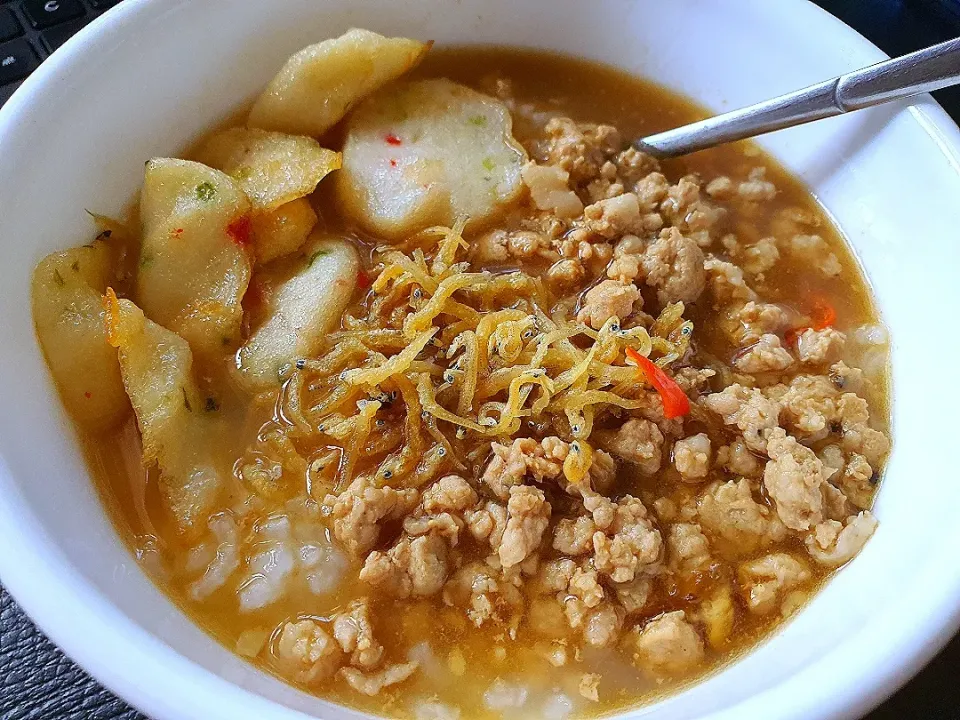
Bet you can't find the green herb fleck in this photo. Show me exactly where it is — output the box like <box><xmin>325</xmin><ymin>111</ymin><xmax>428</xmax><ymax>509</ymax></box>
<box><xmin>221</xmin><ymin>336</ymin><xmax>232</xmax><ymax>346</ymax></box>
<box><xmin>308</xmin><ymin>249</ymin><xmax>331</xmax><ymax>266</ymax></box>
<box><xmin>181</xmin><ymin>387</ymin><xmax>192</xmax><ymax>412</ymax></box>
<box><xmin>70</xmin><ymin>260</ymin><xmax>80</xmax><ymax>273</ymax></box>
<box><xmin>482</xmin><ymin>157</ymin><xmax>496</xmax><ymax>172</ymax></box>
<box><xmin>204</xmin><ymin>397</ymin><xmax>220</xmax><ymax>412</ymax></box>
<box><xmin>469</xmin><ymin>115</ymin><xmax>487</xmax><ymax>127</ymax></box>
<box><xmin>139</xmin><ymin>253</ymin><xmax>154</xmax><ymax>269</ymax></box>
<box><xmin>195</xmin><ymin>182</ymin><xmax>217</xmax><ymax>202</ymax></box>
<box><xmin>52</xmin><ymin>269</ymin><xmax>65</xmax><ymax>287</ymax></box>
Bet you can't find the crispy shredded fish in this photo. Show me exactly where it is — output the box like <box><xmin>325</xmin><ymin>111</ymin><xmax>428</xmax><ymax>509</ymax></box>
<box><xmin>281</xmin><ymin>222</ymin><xmax>693</xmax><ymax>488</ymax></box>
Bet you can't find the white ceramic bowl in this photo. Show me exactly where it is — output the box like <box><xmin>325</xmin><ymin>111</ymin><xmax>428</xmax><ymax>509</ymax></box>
<box><xmin>1</xmin><ymin>1</ymin><xmax>959</xmax><ymax>718</ymax></box>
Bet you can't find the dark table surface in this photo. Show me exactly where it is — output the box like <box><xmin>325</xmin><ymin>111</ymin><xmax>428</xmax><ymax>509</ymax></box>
<box><xmin>3</xmin><ymin>1</ymin><xmax>960</xmax><ymax>719</ymax></box>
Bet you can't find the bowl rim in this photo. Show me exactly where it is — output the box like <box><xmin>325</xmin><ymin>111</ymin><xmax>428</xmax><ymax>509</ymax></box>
<box><xmin>2</xmin><ymin>1</ymin><xmax>960</xmax><ymax>719</ymax></box>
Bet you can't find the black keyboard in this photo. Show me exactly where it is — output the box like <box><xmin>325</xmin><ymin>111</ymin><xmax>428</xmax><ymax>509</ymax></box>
<box><xmin>0</xmin><ymin>0</ymin><xmax>123</xmax><ymax>106</ymax></box>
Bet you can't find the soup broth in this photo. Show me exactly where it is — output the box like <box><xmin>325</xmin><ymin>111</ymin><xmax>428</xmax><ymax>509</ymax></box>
<box><xmin>35</xmin><ymin>44</ymin><xmax>889</xmax><ymax>720</ymax></box>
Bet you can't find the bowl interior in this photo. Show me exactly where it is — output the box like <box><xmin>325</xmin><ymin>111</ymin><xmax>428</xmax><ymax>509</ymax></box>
<box><xmin>1</xmin><ymin>1</ymin><xmax>959</xmax><ymax>719</ymax></box>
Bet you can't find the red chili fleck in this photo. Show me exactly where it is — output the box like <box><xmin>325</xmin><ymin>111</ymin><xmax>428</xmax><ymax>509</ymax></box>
<box><xmin>785</xmin><ymin>297</ymin><xmax>836</xmax><ymax>345</ymax></box>
<box><xmin>385</xmin><ymin>133</ymin><xmax>402</xmax><ymax>146</ymax></box>
<box><xmin>226</xmin><ymin>215</ymin><xmax>252</xmax><ymax>246</ymax></box>
<box><xmin>172</xmin><ymin>227</ymin><xmax>184</xmax><ymax>238</ymax></box>
<box><xmin>625</xmin><ymin>347</ymin><xmax>690</xmax><ymax>419</ymax></box>
<box><xmin>84</xmin><ymin>391</ymin><xmax>92</xmax><ymax>399</ymax></box>
<box><xmin>357</xmin><ymin>270</ymin><xmax>371</xmax><ymax>290</ymax></box>
<box><xmin>389</xmin><ymin>159</ymin><xmax>398</xmax><ymax>167</ymax></box>
<box><xmin>811</xmin><ymin>297</ymin><xmax>836</xmax><ymax>330</ymax></box>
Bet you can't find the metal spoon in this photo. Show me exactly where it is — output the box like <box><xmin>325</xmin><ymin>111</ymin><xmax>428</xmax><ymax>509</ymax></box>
<box><xmin>636</xmin><ymin>37</ymin><xmax>960</xmax><ymax>159</ymax></box>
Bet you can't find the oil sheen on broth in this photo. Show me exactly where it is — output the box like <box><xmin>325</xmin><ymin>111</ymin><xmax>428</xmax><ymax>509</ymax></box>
<box><xmin>67</xmin><ymin>47</ymin><xmax>889</xmax><ymax>719</ymax></box>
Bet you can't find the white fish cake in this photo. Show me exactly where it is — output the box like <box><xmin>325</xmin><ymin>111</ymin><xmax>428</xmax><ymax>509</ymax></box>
<box><xmin>105</xmin><ymin>292</ymin><xmax>222</xmax><ymax>535</ymax></box>
<box><xmin>237</xmin><ymin>233</ymin><xmax>359</xmax><ymax>389</ymax></box>
<box><xmin>137</xmin><ymin>158</ymin><xmax>252</xmax><ymax>355</ymax></box>
<box><xmin>32</xmin><ymin>239</ymin><xmax>128</xmax><ymax>429</ymax></box>
<box><xmin>250</xmin><ymin>197</ymin><xmax>319</xmax><ymax>265</ymax></box>
<box><xmin>248</xmin><ymin>29</ymin><xmax>431</xmax><ymax>138</ymax></box>
<box><xmin>337</xmin><ymin>78</ymin><xmax>527</xmax><ymax>240</ymax></box>
<box><xmin>195</xmin><ymin>127</ymin><xmax>341</xmax><ymax>212</ymax></box>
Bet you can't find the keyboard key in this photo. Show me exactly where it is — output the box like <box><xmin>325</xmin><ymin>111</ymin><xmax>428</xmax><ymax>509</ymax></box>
<box><xmin>22</xmin><ymin>0</ymin><xmax>84</xmax><ymax>29</ymax></box>
<box><xmin>0</xmin><ymin>9</ymin><xmax>21</xmax><ymax>41</ymax></box>
<box><xmin>89</xmin><ymin>0</ymin><xmax>121</xmax><ymax>7</ymax></box>
<box><xmin>0</xmin><ymin>39</ymin><xmax>37</xmax><ymax>85</ymax></box>
<box><xmin>40</xmin><ymin>16</ymin><xmax>85</xmax><ymax>52</ymax></box>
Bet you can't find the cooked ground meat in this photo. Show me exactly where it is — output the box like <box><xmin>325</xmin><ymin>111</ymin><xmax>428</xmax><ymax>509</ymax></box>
<box><xmin>542</xmin><ymin>117</ymin><xmax>621</xmax><ymax>186</ymax></box>
<box><xmin>599</xmin><ymin>418</ymin><xmax>663</xmax><ymax>475</ymax></box>
<box><xmin>839</xmin><ymin>453</ymin><xmax>874</xmax><ymax>509</ymax></box>
<box><xmin>340</xmin><ymin>662</ymin><xmax>419</xmax><ymax>696</ymax></box>
<box><xmin>716</xmin><ymin>438</ymin><xmax>762</xmax><ymax>477</ymax></box>
<box><xmin>553</xmin><ymin>514</ymin><xmax>597</xmax><ymax>556</ymax></box>
<box><xmin>764</xmin><ymin>428</ymin><xmax>825</xmax><ymax>531</ymax></box>
<box><xmin>741</xmin><ymin>236</ymin><xmax>780</xmax><ymax>275</ymax></box>
<box><xmin>611</xmin><ymin>575</ymin><xmax>652</xmax><ymax>616</ymax></box>
<box><xmin>499</xmin><ymin>485</ymin><xmax>551</xmax><ymax>568</ymax></box>
<box><xmin>673</xmin><ymin>433</ymin><xmax>711</xmax><ymax>482</ymax></box>
<box><xmin>734</xmin><ymin>334</ymin><xmax>794</xmax><ymax>374</ymax></box>
<box><xmin>738</xmin><ymin>167</ymin><xmax>777</xmax><ymax>202</ymax></box>
<box><xmin>634</xmin><ymin>611</ymin><xmax>705</xmax><ymax>675</ymax></box>
<box><xmin>333</xmin><ymin>599</ymin><xmax>384</xmax><ymax>669</ymax></box>
<box><xmin>703</xmin><ymin>384</ymin><xmax>781</xmax><ymax>453</ymax></box>
<box><xmin>805</xmin><ymin>512</ymin><xmax>878</xmax><ymax>566</ymax></box>
<box><xmin>586</xmin><ymin>494</ymin><xmax>663</xmax><ymax>583</ymax></box>
<box><xmin>325</xmin><ymin>478</ymin><xmax>420</xmax><ymax>557</ymax></box>
<box><xmin>704</xmin><ymin>255</ymin><xmax>756</xmax><ymax>303</ymax></box>
<box><xmin>577</xmin><ymin>279</ymin><xmax>641</xmax><ymax>329</ymax></box>
<box><xmin>769</xmin><ymin>374</ymin><xmax>841</xmax><ymax>442</ymax></box>
<box><xmin>583</xmin><ymin>603</ymin><xmax>625</xmax><ymax>648</ymax></box>
<box><xmin>638</xmin><ymin>228</ymin><xmax>706</xmax><ymax>305</ymax></box>
<box><xmin>606</xmin><ymin>234</ymin><xmax>645</xmax><ymax>283</ymax></box>
<box><xmin>797</xmin><ymin>327</ymin><xmax>846</xmax><ymax>365</ymax></box>
<box><xmin>583</xmin><ymin>193</ymin><xmax>645</xmax><ymax>238</ymax></box>
<box><xmin>738</xmin><ymin>553</ymin><xmax>811</xmax><ymax>615</ymax></box>
<box><xmin>359</xmin><ymin>534</ymin><xmax>451</xmax><ymax>598</ymax></box>
<box><xmin>472</xmin><ymin>227</ymin><xmax>557</xmax><ymax>265</ymax></box>
<box><xmin>666</xmin><ymin>523</ymin><xmax>711</xmax><ymax>573</ymax></box>
<box><xmin>72</xmin><ymin>47</ymin><xmax>890</xmax><ymax>717</ymax></box>
<box><xmin>276</xmin><ymin>619</ymin><xmax>344</xmax><ymax>685</ymax></box>
<box><xmin>731</xmin><ymin>301</ymin><xmax>789</xmax><ymax>345</ymax></box>
<box><xmin>789</xmin><ymin>234</ymin><xmax>842</xmax><ymax>277</ymax></box>
<box><xmin>698</xmin><ymin>478</ymin><xmax>787</xmax><ymax>558</ymax></box>
<box><xmin>481</xmin><ymin>437</ymin><xmax>565</xmax><ymax>500</ymax></box>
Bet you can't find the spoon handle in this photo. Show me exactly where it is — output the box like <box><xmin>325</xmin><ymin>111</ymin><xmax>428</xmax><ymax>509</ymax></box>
<box><xmin>636</xmin><ymin>37</ymin><xmax>960</xmax><ymax>159</ymax></box>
